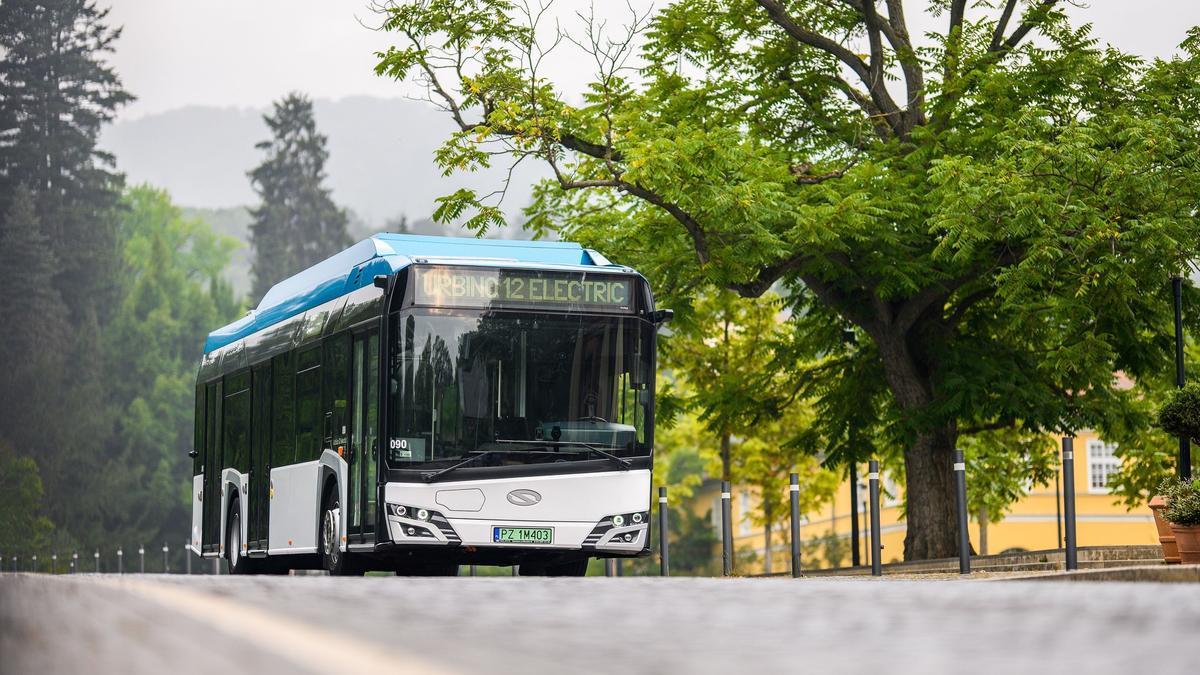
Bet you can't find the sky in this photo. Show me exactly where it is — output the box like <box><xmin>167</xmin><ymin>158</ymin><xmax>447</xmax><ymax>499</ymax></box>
<box><xmin>106</xmin><ymin>0</ymin><xmax>1200</xmax><ymax>121</ymax></box>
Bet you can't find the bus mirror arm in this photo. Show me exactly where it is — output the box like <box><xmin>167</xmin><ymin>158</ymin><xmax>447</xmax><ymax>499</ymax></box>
<box><xmin>373</xmin><ymin>274</ymin><xmax>390</xmax><ymax>289</ymax></box>
<box><xmin>649</xmin><ymin>309</ymin><xmax>674</xmax><ymax>325</ymax></box>
<box><xmin>188</xmin><ymin>449</ymin><xmax>198</xmax><ymax>459</ymax></box>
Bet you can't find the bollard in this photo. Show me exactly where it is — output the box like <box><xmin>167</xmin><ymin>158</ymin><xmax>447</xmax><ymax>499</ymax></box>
<box><xmin>32</xmin><ymin>555</ymin><xmax>37</xmax><ymax>573</ymax></box>
<box><xmin>868</xmin><ymin>460</ymin><xmax>882</xmax><ymax>577</ymax></box>
<box><xmin>51</xmin><ymin>553</ymin><xmax>57</xmax><ymax>575</ymax></box>
<box><xmin>186</xmin><ymin>541</ymin><xmax>192</xmax><ymax>575</ymax></box>
<box><xmin>72</xmin><ymin>552</ymin><xmax>78</xmax><ymax>574</ymax></box>
<box><xmin>511</xmin><ymin>565</ymin><xmax>517</xmax><ymax>577</ymax></box>
<box><xmin>954</xmin><ymin>450</ymin><xmax>970</xmax><ymax>574</ymax></box>
<box><xmin>469</xmin><ymin>564</ymin><xmax>477</xmax><ymax>577</ymax></box>
<box><xmin>212</xmin><ymin>557</ymin><xmax>219</xmax><ymax>575</ymax></box>
<box><xmin>139</xmin><ymin>546</ymin><xmax>145</xmax><ymax>573</ymax></box>
<box><xmin>94</xmin><ymin>550</ymin><xmax>100</xmax><ymax>574</ymax></box>
<box><xmin>163</xmin><ymin>543</ymin><xmax>170</xmax><ymax>573</ymax></box>
<box><xmin>658</xmin><ymin>487</ymin><xmax>670</xmax><ymax>577</ymax></box>
<box><xmin>720</xmin><ymin>480</ymin><xmax>734</xmax><ymax>576</ymax></box>
<box><xmin>1062</xmin><ymin>436</ymin><xmax>1078</xmax><ymax>570</ymax></box>
<box><xmin>615</xmin><ymin>559</ymin><xmax>623</xmax><ymax>577</ymax></box>
<box><xmin>849</xmin><ymin>464</ymin><xmax>861</xmax><ymax>567</ymax></box>
<box><xmin>789</xmin><ymin>473</ymin><xmax>802</xmax><ymax>578</ymax></box>
<box><xmin>118</xmin><ymin>548</ymin><xmax>124</xmax><ymax>575</ymax></box>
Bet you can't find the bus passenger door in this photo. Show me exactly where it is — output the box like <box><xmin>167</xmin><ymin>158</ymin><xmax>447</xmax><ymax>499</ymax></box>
<box><xmin>202</xmin><ymin>381</ymin><xmax>222</xmax><ymax>553</ymax></box>
<box><xmin>348</xmin><ymin>331</ymin><xmax>379</xmax><ymax>541</ymax></box>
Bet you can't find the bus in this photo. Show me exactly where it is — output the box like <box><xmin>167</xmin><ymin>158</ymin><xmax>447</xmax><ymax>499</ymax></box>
<box><xmin>188</xmin><ymin>233</ymin><xmax>670</xmax><ymax>575</ymax></box>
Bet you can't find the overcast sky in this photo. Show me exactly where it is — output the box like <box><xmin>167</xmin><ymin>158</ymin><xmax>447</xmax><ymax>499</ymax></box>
<box><xmin>106</xmin><ymin>0</ymin><xmax>1199</xmax><ymax>121</ymax></box>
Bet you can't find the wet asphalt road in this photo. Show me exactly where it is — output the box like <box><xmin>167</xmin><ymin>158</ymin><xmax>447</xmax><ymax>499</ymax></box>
<box><xmin>2</xmin><ymin>572</ymin><xmax>1197</xmax><ymax>675</ymax></box>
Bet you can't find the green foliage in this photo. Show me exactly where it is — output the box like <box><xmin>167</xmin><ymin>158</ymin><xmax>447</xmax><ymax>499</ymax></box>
<box><xmin>1156</xmin><ymin>383</ymin><xmax>1200</xmax><ymax>443</ymax></box>
<box><xmin>802</xmin><ymin>529</ymin><xmax>850</xmax><ymax>569</ymax></box>
<box><xmin>248</xmin><ymin>92</ymin><xmax>350</xmax><ymax>302</ymax></box>
<box><xmin>958</xmin><ymin>429</ymin><xmax>1058</xmax><ymax>524</ymax></box>
<box><xmin>0</xmin><ymin>440</ymin><xmax>54</xmax><ymax>552</ymax></box>
<box><xmin>378</xmin><ymin>1</ymin><xmax>1200</xmax><ymax>558</ymax></box>
<box><xmin>1159</xmin><ymin>477</ymin><xmax>1200</xmax><ymax>527</ymax></box>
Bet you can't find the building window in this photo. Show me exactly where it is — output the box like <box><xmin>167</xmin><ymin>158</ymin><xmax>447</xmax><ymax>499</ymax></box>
<box><xmin>1087</xmin><ymin>440</ymin><xmax>1120</xmax><ymax>493</ymax></box>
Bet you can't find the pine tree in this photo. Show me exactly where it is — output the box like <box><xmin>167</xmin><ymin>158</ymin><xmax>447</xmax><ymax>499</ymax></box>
<box><xmin>0</xmin><ymin>0</ymin><xmax>133</xmax><ymax>314</ymax></box>
<box><xmin>0</xmin><ymin>186</ymin><xmax>71</xmax><ymax>458</ymax></box>
<box><xmin>248</xmin><ymin>93</ymin><xmax>349</xmax><ymax>302</ymax></box>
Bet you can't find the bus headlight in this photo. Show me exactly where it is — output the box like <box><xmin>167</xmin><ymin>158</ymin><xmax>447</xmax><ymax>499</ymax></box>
<box><xmin>417</xmin><ymin>508</ymin><xmax>430</xmax><ymax>522</ymax></box>
<box><xmin>612</xmin><ymin>514</ymin><xmax>625</xmax><ymax>527</ymax></box>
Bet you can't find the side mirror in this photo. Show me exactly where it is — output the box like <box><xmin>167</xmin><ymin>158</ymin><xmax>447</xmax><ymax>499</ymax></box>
<box><xmin>373</xmin><ymin>274</ymin><xmax>390</xmax><ymax>289</ymax></box>
<box><xmin>649</xmin><ymin>308</ymin><xmax>674</xmax><ymax>325</ymax></box>
<box><xmin>188</xmin><ymin>449</ymin><xmax>199</xmax><ymax>459</ymax></box>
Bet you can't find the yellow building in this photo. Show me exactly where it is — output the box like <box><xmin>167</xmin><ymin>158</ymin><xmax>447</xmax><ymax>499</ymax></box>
<box><xmin>691</xmin><ymin>429</ymin><xmax>1159</xmax><ymax>574</ymax></box>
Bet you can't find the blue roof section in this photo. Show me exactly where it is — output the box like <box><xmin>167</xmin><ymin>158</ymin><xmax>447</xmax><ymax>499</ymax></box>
<box><xmin>203</xmin><ymin>233</ymin><xmax>616</xmax><ymax>354</ymax></box>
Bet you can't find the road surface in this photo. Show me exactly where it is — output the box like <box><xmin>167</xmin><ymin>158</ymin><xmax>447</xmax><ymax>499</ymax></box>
<box><xmin>2</xmin><ymin>573</ymin><xmax>1196</xmax><ymax>674</ymax></box>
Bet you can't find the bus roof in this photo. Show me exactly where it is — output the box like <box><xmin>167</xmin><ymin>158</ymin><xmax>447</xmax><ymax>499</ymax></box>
<box><xmin>203</xmin><ymin>233</ymin><xmax>624</xmax><ymax>354</ymax></box>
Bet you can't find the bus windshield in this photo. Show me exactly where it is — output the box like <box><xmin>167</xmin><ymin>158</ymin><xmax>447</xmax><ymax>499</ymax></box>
<box><xmin>386</xmin><ymin>309</ymin><xmax>653</xmax><ymax>471</ymax></box>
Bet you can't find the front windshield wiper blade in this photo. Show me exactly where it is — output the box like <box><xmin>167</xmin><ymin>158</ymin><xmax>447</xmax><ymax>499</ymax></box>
<box><xmin>421</xmin><ymin>450</ymin><xmax>499</xmax><ymax>482</ymax></box>
<box><xmin>495</xmin><ymin>439</ymin><xmax>632</xmax><ymax>471</ymax></box>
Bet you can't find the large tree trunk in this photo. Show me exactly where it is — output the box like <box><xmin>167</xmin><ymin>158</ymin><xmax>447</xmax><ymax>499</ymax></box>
<box><xmin>875</xmin><ymin>328</ymin><xmax>963</xmax><ymax>560</ymax></box>
<box><xmin>901</xmin><ymin>425</ymin><xmax>961</xmax><ymax>560</ymax></box>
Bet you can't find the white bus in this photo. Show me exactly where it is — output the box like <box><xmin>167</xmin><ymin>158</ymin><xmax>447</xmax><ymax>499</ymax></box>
<box><xmin>188</xmin><ymin>234</ymin><xmax>669</xmax><ymax>575</ymax></box>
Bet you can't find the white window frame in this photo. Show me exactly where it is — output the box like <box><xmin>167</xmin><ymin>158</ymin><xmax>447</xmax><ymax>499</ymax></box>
<box><xmin>1086</xmin><ymin>439</ymin><xmax>1120</xmax><ymax>494</ymax></box>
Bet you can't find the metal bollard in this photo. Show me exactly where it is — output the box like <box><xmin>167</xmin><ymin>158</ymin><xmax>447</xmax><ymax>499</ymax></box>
<box><xmin>849</xmin><ymin>464</ymin><xmax>861</xmax><ymax>567</ymax></box>
<box><xmin>72</xmin><ymin>552</ymin><xmax>78</xmax><ymax>574</ymax></box>
<box><xmin>94</xmin><ymin>550</ymin><xmax>100</xmax><ymax>574</ymax></box>
<box><xmin>186</xmin><ymin>542</ymin><xmax>192</xmax><ymax>575</ymax></box>
<box><xmin>868</xmin><ymin>460</ymin><xmax>882</xmax><ymax>577</ymax></box>
<box><xmin>789</xmin><ymin>473</ymin><xmax>802</xmax><ymax>578</ymax></box>
<box><xmin>1062</xmin><ymin>436</ymin><xmax>1078</xmax><ymax>570</ymax></box>
<box><xmin>954</xmin><ymin>450</ymin><xmax>970</xmax><ymax>574</ymax></box>
<box><xmin>658</xmin><ymin>487</ymin><xmax>670</xmax><ymax>577</ymax></box>
<box><xmin>721</xmin><ymin>480</ymin><xmax>733</xmax><ymax>576</ymax></box>
<box><xmin>469</xmin><ymin>564</ymin><xmax>477</xmax><ymax>577</ymax></box>
<box><xmin>32</xmin><ymin>555</ymin><xmax>37</xmax><ymax>573</ymax></box>
<box><xmin>615</xmin><ymin>559</ymin><xmax>623</xmax><ymax>577</ymax></box>
<box><xmin>212</xmin><ymin>557</ymin><xmax>219</xmax><ymax>575</ymax></box>
<box><xmin>163</xmin><ymin>543</ymin><xmax>170</xmax><ymax>573</ymax></box>
<box><xmin>139</xmin><ymin>546</ymin><xmax>145</xmax><ymax>573</ymax></box>
<box><xmin>118</xmin><ymin>548</ymin><xmax>124</xmax><ymax>574</ymax></box>
<box><xmin>51</xmin><ymin>553</ymin><xmax>57</xmax><ymax>575</ymax></box>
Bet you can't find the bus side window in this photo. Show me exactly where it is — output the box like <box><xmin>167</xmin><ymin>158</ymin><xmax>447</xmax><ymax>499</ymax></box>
<box><xmin>295</xmin><ymin>347</ymin><xmax>322</xmax><ymax>463</ymax></box>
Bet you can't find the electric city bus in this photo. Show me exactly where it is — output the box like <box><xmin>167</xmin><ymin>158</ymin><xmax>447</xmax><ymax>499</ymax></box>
<box><xmin>188</xmin><ymin>233</ymin><xmax>669</xmax><ymax>575</ymax></box>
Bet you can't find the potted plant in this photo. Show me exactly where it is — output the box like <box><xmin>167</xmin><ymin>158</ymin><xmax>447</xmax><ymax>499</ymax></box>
<box><xmin>1152</xmin><ymin>384</ymin><xmax>1200</xmax><ymax>563</ymax></box>
<box><xmin>1159</xmin><ymin>477</ymin><xmax>1200</xmax><ymax>564</ymax></box>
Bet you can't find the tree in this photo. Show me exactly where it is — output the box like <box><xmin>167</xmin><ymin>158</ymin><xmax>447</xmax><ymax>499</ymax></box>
<box><xmin>248</xmin><ymin>92</ymin><xmax>350</xmax><ymax>302</ymax></box>
<box><xmin>0</xmin><ymin>0</ymin><xmax>132</xmax><ymax>313</ymax></box>
<box><xmin>377</xmin><ymin>1</ymin><xmax>1200</xmax><ymax>558</ymax></box>
<box><xmin>0</xmin><ymin>439</ymin><xmax>55</xmax><ymax>553</ymax></box>
<box><xmin>0</xmin><ymin>186</ymin><xmax>70</xmax><ymax>459</ymax></box>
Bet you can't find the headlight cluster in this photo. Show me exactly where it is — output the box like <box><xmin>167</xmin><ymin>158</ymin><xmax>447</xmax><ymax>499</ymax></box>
<box><xmin>609</xmin><ymin>511</ymin><xmax>648</xmax><ymax>528</ymax></box>
<box><xmin>388</xmin><ymin>503</ymin><xmax>436</xmax><ymax>538</ymax></box>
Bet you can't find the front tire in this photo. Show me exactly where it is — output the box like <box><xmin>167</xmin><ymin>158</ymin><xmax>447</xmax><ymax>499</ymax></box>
<box><xmin>227</xmin><ymin>500</ymin><xmax>251</xmax><ymax>575</ymax></box>
<box><xmin>321</xmin><ymin>490</ymin><xmax>359</xmax><ymax>576</ymax></box>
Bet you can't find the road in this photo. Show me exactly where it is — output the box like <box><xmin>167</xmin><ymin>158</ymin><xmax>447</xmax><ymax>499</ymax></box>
<box><xmin>2</xmin><ymin>573</ymin><xmax>1196</xmax><ymax>674</ymax></box>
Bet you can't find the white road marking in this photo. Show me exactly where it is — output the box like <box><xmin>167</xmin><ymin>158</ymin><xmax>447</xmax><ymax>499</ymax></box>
<box><xmin>91</xmin><ymin>578</ymin><xmax>458</xmax><ymax>675</ymax></box>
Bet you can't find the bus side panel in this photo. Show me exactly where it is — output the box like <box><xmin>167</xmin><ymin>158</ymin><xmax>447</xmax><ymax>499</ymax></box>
<box><xmin>190</xmin><ymin>474</ymin><xmax>203</xmax><ymax>554</ymax></box>
<box><xmin>268</xmin><ymin>461</ymin><xmax>322</xmax><ymax>553</ymax></box>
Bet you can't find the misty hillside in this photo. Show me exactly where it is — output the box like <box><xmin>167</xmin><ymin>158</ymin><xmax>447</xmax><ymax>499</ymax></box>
<box><xmin>101</xmin><ymin>95</ymin><xmax>546</xmax><ymax>228</ymax></box>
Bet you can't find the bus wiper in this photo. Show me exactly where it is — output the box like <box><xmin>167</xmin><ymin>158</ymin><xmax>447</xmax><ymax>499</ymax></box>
<box><xmin>496</xmin><ymin>439</ymin><xmax>631</xmax><ymax>471</ymax></box>
<box><xmin>421</xmin><ymin>450</ymin><xmax>500</xmax><ymax>482</ymax></box>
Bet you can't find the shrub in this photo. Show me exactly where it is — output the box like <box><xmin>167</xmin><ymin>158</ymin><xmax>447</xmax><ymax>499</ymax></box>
<box><xmin>1159</xmin><ymin>478</ymin><xmax>1200</xmax><ymax>527</ymax></box>
<box><xmin>1156</xmin><ymin>383</ymin><xmax>1200</xmax><ymax>443</ymax></box>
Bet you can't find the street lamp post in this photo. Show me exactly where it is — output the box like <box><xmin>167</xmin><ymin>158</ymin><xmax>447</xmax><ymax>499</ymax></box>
<box><xmin>1173</xmin><ymin>276</ymin><xmax>1192</xmax><ymax>481</ymax></box>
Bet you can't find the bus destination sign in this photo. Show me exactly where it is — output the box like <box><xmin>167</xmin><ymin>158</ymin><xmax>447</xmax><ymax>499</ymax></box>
<box><xmin>413</xmin><ymin>267</ymin><xmax>634</xmax><ymax>312</ymax></box>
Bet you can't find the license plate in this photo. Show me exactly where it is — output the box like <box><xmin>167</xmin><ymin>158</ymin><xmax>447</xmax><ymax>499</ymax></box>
<box><xmin>493</xmin><ymin>526</ymin><xmax>553</xmax><ymax>544</ymax></box>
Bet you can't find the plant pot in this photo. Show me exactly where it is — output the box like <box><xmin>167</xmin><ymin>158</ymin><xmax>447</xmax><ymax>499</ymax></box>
<box><xmin>1149</xmin><ymin>495</ymin><xmax>1182</xmax><ymax>564</ymax></box>
<box><xmin>1170</xmin><ymin>523</ymin><xmax>1200</xmax><ymax>565</ymax></box>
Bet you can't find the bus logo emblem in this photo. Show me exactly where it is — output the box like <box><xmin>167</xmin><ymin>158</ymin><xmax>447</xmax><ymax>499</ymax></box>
<box><xmin>507</xmin><ymin>489</ymin><xmax>542</xmax><ymax>506</ymax></box>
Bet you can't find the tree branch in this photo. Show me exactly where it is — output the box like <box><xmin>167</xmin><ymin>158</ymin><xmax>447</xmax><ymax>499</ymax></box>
<box><xmin>754</xmin><ymin>0</ymin><xmax>902</xmax><ymax>135</ymax></box>
<box><xmin>989</xmin><ymin>0</ymin><xmax>1020</xmax><ymax>52</ymax></box>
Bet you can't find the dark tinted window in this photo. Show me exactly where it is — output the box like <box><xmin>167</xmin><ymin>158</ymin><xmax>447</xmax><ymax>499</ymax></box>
<box><xmin>323</xmin><ymin>335</ymin><xmax>351</xmax><ymax>446</ymax></box>
<box><xmin>295</xmin><ymin>347</ymin><xmax>322</xmax><ymax>462</ymax></box>
<box><xmin>271</xmin><ymin>352</ymin><xmax>295</xmax><ymax>466</ymax></box>
<box><xmin>224</xmin><ymin>371</ymin><xmax>251</xmax><ymax>473</ymax></box>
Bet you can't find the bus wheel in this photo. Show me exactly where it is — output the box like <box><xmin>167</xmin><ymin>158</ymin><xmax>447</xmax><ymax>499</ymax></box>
<box><xmin>320</xmin><ymin>490</ymin><xmax>359</xmax><ymax>576</ymax></box>
<box><xmin>227</xmin><ymin>501</ymin><xmax>250</xmax><ymax>575</ymax></box>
